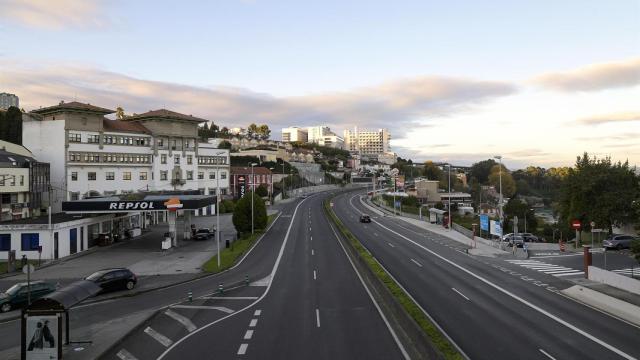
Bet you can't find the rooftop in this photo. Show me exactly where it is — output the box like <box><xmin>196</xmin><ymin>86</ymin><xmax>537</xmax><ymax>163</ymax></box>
<box><xmin>0</xmin><ymin>213</ymin><xmax>102</xmax><ymax>225</ymax></box>
<box><xmin>230</xmin><ymin>166</ymin><xmax>273</xmax><ymax>175</ymax></box>
<box><xmin>102</xmin><ymin>118</ymin><xmax>151</xmax><ymax>134</ymax></box>
<box><xmin>31</xmin><ymin>101</ymin><xmax>114</xmax><ymax>115</ymax></box>
<box><xmin>125</xmin><ymin>109</ymin><xmax>208</xmax><ymax>123</ymax></box>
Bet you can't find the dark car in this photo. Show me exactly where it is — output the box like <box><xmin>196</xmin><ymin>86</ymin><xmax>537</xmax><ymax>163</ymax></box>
<box><xmin>1</xmin><ymin>281</ymin><xmax>56</xmax><ymax>312</ymax></box>
<box><xmin>603</xmin><ymin>234</ymin><xmax>636</xmax><ymax>250</ymax></box>
<box><xmin>360</xmin><ymin>214</ymin><xmax>372</xmax><ymax>223</ymax></box>
<box><xmin>85</xmin><ymin>268</ymin><xmax>137</xmax><ymax>294</ymax></box>
<box><xmin>194</xmin><ymin>228</ymin><xmax>214</xmax><ymax>240</ymax></box>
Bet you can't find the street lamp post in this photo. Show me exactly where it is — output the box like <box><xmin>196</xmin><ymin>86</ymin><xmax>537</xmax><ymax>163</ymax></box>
<box><xmin>269</xmin><ymin>167</ymin><xmax>275</xmax><ymax>204</ymax></box>
<box><xmin>250</xmin><ymin>162</ymin><xmax>257</xmax><ymax>234</ymax></box>
<box><xmin>494</xmin><ymin>155</ymin><xmax>503</xmax><ymax>226</ymax></box>
<box><xmin>447</xmin><ymin>164</ymin><xmax>452</xmax><ymax>230</ymax></box>
<box><xmin>214</xmin><ymin>151</ymin><xmax>226</xmax><ymax>269</ymax></box>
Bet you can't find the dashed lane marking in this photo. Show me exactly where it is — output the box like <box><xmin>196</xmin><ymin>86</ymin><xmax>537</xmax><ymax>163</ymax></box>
<box><xmin>452</xmin><ymin>288</ymin><xmax>470</xmax><ymax>301</ymax></box>
<box><xmin>388</xmin><ymin>242</ymin><xmax>395</xmax><ymax>248</ymax></box>
<box><xmin>116</xmin><ymin>349</ymin><xmax>139</xmax><ymax>360</ymax></box>
<box><xmin>244</xmin><ymin>330</ymin><xmax>254</xmax><ymax>340</ymax></box>
<box><xmin>144</xmin><ymin>327</ymin><xmax>173</xmax><ymax>347</ymax></box>
<box><xmin>171</xmin><ymin>305</ymin><xmax>234</xmax><ymax>313</ymax></box>
<box><xmin>539</xmin><ymin>348</ymin><xmax>557</xmax><ymax>360</ymax></box>
<box><xmin>313</xmin><ymin>270</ymin><xmax>317</xmax><ymax>280</ymax></box>
<box><xmin>410</xmin><ymin>259</ymin><xmax>423</xmax><ymax>267</ymax></box>
<box><xmin>316</xmin><ymin>308</ymin><xmax>321</xmax><ymax>328</ymax></box>
<box><xmin>254</xmin><ymin>309</ymin><xmax>261</xmax><ymax>316</ymax></box>
<box><xmin>164</xmin><ymin>309</ymin><xmax>197</xmax><ymax>332</ymax></box>
<box><xmin>200</xmin><ymin>296</ymin><xmax>259</xmax><ymax>300</ymax></box>
<box><xmin>249</xmin><ymin>318</ymin><xmax>258</xmax><ymax>327</ymax></box>
<box><xmin>237</xmin><ymin>343</ymin><xmax>248</xmax><ymax>355</ymax></box>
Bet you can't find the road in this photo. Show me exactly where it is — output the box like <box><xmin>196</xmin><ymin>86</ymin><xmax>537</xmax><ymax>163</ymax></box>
<box><xmin>333</xmin><ymin>189</ymin><xmax>640</xmax><ymax>360</ymax></box>
<box><xmin>103</xmin><ymin>191</ymin><xmax>405</xmax><ymax>359</ymax></box>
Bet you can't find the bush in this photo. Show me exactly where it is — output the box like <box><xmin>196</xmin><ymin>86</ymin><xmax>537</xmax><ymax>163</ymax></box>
<box><xmin>232</xmin><ymin>191</ymin><xmax>267</xmax><ymax>234</ymax></box>
<box><xmin>256</xmin><ymin>184</ymin><xmax>269</xmax><ymax>197</ymax></box>
<box><xmin>218</xmin><ymin>199</ymin><xmax>235</xmax><ymax>213</ymax></box>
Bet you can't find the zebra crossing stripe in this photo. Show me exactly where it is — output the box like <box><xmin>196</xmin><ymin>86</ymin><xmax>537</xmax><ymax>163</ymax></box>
<box><xmin>505</xmin><ymin>260</ymin><xmax>584</xmax><ymax>277</ymax></box>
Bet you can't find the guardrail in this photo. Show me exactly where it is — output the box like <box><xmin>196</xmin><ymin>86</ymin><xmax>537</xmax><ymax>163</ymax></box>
<box><xmin>452</xmin><ymin>223</ymin><xmax>473</xmax><ymax>239</ymax></box>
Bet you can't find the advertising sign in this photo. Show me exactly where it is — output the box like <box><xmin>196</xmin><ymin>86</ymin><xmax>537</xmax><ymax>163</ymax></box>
<box><xmin>396</xmin><ymin>175</ymin><xmax>405</xmax><ymax>189</ymax></box>
<box><xmin>238</xmin><ymin>175</ymin><xmax>246</xmax><ymax>198</ymax></box>
<box><xmin>490</xmin><ymin>220</ymin><xmax>502</xmax><ymax>236</ymax></box>
<box><xmin>480</xmin><ymin>214</ymin><xmax>489</xmax><ymax>231</ymax></box>
<box><xmin>26</xmin><ymin>315</ymin><xmax>59</xmax><ymax>360</ymax></box>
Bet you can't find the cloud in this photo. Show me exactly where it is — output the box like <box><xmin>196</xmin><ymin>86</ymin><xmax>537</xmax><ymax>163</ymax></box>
<box><xmin>576</xmin><ymin>112</ymin><xmax>640</xmax><ymax>125</ymax></box>
<box><xmin>0</xmin><ymin>0</ymin><xmax>108</xmax><ymax>30</ymax></box>
<box><xmin>0</xmin><ymin>61</ymin><xmax>516</xmax><ymax>139</ymax></box>
<box><xmin>532</xmin><ymin>57</ymin><xmax>640</xmax><ymax>92</ymax></box>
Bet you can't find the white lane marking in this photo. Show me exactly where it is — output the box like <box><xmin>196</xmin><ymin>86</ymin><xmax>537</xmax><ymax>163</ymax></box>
<box><xmin>539</xmin><ymin>348</ymin><xmax>557</xmax><ymax>360</ymax></box>
<box><xmin>244</xmin><ymin>330</ymin><xmax>254</xmax><ymax>340</ymax></box>
<box><xmin>171</xmin><ymin>305</ymin><xmax>234</xmax><ymax>313</ymax></box>
<box><xmin>316</xmin><ymin>308</ymin><xmax>321</xmax><ymax>327</ymax></box>
<box><xmin>312</xmin><ymin>249</ymin><xmax>315</xmax><ymax>256</ymax></box>
<box><xmin>250</xmin><ymin>275</ymin><xmax>271</xmax><ymax>286</ymax></box>
<box><xmin>506</xmin><ymin>260</ymin><xmax>585</xmax><ymax>278</ymax></box>
<box><xmin>309</xmin><ymin>227</ymin><xmax>311</xmax><ymax>231</ymax></box>
<box><xmin>237</xmin><ymin>343</ymin><xmax>248</xmax><ymax>355</ymax></box>
<box><xmin>201</xmin><ymin>296</ymin><xmax>259</xmax><ymax>300</ymax></box>
<box><xmin>164</xmin><ymin>309</ymin><xmax>197</xmax><ymax>332</ymax></box>
<box><xmin>327</xmin><ymin>220</ymin><xmax>411</xmax><ymax>360</ymax></box>
<box><xmin>144</xmin><ymin>327</ymin><xmax>173</xmax><ymax>347</ymax></box>
<box><xmin>452</xmin><ymin>288</ymin><xmax>470</xmax><ymax>301</ymax></box>
<box><xmin>249</xmin><ymin>318</ymin><xmax>258</xmax><ymax>327</ymax></box>
<box><xmin>371</xmin><ymin>219</ymin><xmax>637</xmax><ymax>360</ymax></box>
<box><xmin>374</xmin><ymin>233</ymin><xmax>379</xmax><ymax>236</ymax></box>
<box><xmin>254</xmin><ymin>309</ymin><xmax>261</xmax><ymax>316</ymax></box>
<box><xmin>410</xmin><ymin>258</ymin><xmax>423</xmax><ymax>267</ymax></box>
<box><xmin>531</xmin><ymin>253</ymin><xmax>582</xmax><ymax>259</ymax></box>
<box><xmin>313</xmin><ymin>270</ymin><xmax>317</xmax><ymax>280</ymax></box>
<box><xmin>553</xmin><ymin>271</ymin><xmax>585</xmax><ymax>277</ymax></box>
<box><xmin>116</xmin><ymin>349</ymin><xmax>139</xmax><ymax>360</ymax></box>
<box><xmin>542</xmin><ymin>269</ymin><xmax>583</xmax><ymax>274</ymax></box>
<box><xmin>388</xmin><ymin>242</ymin><xmax>395</xmax><ymax>248</ymax></box>
<box><xmin>310</xmin><ymin>236</ymin><xmax>313</xmax><ymax>241</ymax></box>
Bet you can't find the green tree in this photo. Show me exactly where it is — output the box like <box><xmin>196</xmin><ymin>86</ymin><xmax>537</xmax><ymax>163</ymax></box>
<box><xmin>559</xmin><ymin>152</ymin><xmax>640</xmax><ymax>234</ymax></box>
<box><xmin>257</xmin><ymin>124</ymin><xmax>271</xmax><ymax>140</ymax></box>
<box><xmin>116</xmin><ymin>106</ymin><xmax>125</xmax><ymax>120</ymax></box>
<box><xmin>0</xmin><ymin>106</ymin><xmax>23</xmax><ymax>145</ymax></box>
<box><xmin>232</xmin><ymin>191</ymin><xmax>268</xmax><ymax>234</ymax></box>
<box><xmin>631</xmin><ymin>239</ymin><xmax>640</xmax><ymax>264</ymax></box>
<box><xmin>488</xmin><ymin>164</ymin><xmax>516</xmax><ymax>198</ymax></box>
<box><xmin>256</xmin><ymin>184</ymin><xmax>269</xmax><ymax>197</ymax></box>
<box><xmin>247</xmin><ymin>123</ymin><xmax>259</xmax><ymax>139</ymax></box>
<box><xmin>469</xmin><ymin>159</ymin><xmax>497</xmax><ymax>184</ymax></box>
<box><xmin>218</xmin><ymin>140</ymin><xmax>232</xmax><ymax>149</ymax></box>
<box><xmin>503</xmin><ymin>198</ymin><xmax>537</xmax><ymax>233</ymax></box>
<box><xmin>422</xmin><ymin>161</ymin><xmax>443</xmax><ymax>180</ymax></box>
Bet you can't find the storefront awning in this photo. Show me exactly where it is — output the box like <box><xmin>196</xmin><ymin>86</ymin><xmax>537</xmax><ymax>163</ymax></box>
<box><xmin>62</xmin><ymin>194</ymin><xmax>216</xmax><ymax>213</ymax></box>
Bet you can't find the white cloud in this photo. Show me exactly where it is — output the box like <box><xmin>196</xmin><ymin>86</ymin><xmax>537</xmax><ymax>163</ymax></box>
<box><xmin>532</xmin><ymin>57</ymin><xmax>640</xmax><ymax>92</ymax></box>
<box><xmin>577</xmin><ymin>112</ymin><xmax>640</xmax><ymax>125</ymax></box>
<box><xmin>0</xmin><ymin>0</ymin><xmax>108</xmax><ymax>30</ymax></box>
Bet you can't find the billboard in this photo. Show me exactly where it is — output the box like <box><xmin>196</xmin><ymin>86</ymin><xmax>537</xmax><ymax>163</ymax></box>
<box><xmin>480</xmin><ymin>214</ymin><xmax>489</xmax><ymax>231</ymax></box>
<box><xmin>490</xmin><ymin>220</ymin><xmax>502</xmax><ymax>236</ymax></box>
<box><xmin>26</xmin><ymin>315</ymin><xmax>59</xmax><ymax>360</ymax></box>
<box><xmin>238</xmin><ymin>175</ymin><xmax>246</xmax><ymax>198</ymax></box>
<box><xmin>396</xmin><ymin>175</ymin><xmax>405</xmax><ymax>189</ymax></box>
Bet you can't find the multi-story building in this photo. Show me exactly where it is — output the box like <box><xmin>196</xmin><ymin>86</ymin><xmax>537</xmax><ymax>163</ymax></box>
<box><xmin>0</xmin><ymin>140</ymin><xmax>50</xmax><ymax>221</ymax></box>
<box><xmin>230</xmin><ymin>167</ymin><xmax>273</xmax><ymax>199</ymax></box>
<box><xmin>306</xmin><ymin>126</ymin><xmax>332</xmax><ymax>143</ymax></box>
<box><xmin>343</xmin><ymin>127</ymin><xmax>391</xmax><ymax>158</ymax></box>
<box><xmin>0</xmin><ymin>93</ymin><xmax>19</xmax><ymax>110</ymax></box>
<box><xmin>281</xmin><ymin>127</ymin><xmax>308</xmax><ymax>143</ymax></box>
<box><xmin>22</xmin><ymin>101</ymin><xmax>229</xmax><ymax>212</ymax></box>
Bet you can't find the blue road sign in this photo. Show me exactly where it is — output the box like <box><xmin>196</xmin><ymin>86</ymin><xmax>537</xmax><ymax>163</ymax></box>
<box><xmin>395</xmin><ymin>201</ymin><xmax>401</xmax><ymax>208</ymax></box>
<box><xmin>480</xmin><ymin>214</ymin><xmax>489</xmax><ymax>231</ymax></box>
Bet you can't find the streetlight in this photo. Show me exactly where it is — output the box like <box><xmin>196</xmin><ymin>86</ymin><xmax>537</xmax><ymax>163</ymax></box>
<box><xmin>269</xmin><ymin>167</ymin><xmax>275</xmax><ymax>205</ymax></box>
<box><xmin>250</xmin><ymin>162</ymin><xmax>257</xmax><ymax>234</ymax></box>
<box><xmin>494</xmin><ymin>155</ymin><xmax>503</xmax><ymax>226</ymax></box>
<box><xmin>214</xmin><ymin>151</ymin><xmax>226</xmax><ymax>269</ymax></box>
<box><xmin>446</xmin><ymin>164</ymin><xmax>452</xmax><ymax>230</ymax></box>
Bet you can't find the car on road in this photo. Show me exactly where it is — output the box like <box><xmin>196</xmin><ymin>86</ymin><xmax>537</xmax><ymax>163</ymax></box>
<box><xmin>1</xmin><ymin>281</ymin><xmax>56</xmax><ymax>312</ymax></box>
<box><xmin>502</xmin><ymin>232</ymin><xmax>540</xmax><ymax>244</ymax></box>
<box><xmin>603</xmin><ymin>234</ymin><xmax>637</xmax><ymax>250</ymax></box>
<box><xmin>85</xmin><ymin>268</ymin><xmax>137</xmax><ymax>294</ymax></box>
<box><xmin>193</xmin><ymin>228</ymin><xmax>215</xmax><ymax>240</ymax></box>
<box><xmin>360</xmin><ymin>214</ymin><xmax>372</xmax><ymax>223</ymax></box>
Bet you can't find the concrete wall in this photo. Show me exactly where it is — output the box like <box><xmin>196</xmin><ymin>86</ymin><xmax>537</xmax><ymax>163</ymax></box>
<box><xmin>589</xmin><ymin>266</ymin><xmax>640</xmax><ymax>295</ymax></box>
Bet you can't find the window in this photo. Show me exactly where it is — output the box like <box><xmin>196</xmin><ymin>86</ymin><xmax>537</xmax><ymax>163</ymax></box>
<box><xmin>88</xmin><ymin>172</ymin><xmax>96</xmax><ymax>181</ymax></box>
<box><xmin>198</xmin><ymin>188</ymin><xmax>205</xmax><ymax>195</ymax></box>
<box><xmin>123</xmin><ymin>172</ymin><xmax>131</xmax><ymax>180</ymax></box>
<box><xmin>105</xmin><ymin>136</ymin><xmax>114</xmax><ymax>144</ymax></box>
<box><xmin>160</xmin><ymin>171</ymin><xmax>168</xmax><ymax>181</ymax></box>
<box><xmin>220</xmin><ymin>188</ymin><xmax>227</xmax><ymax>195</ymax></box>
<box><xmin>158</xmin><ymin>139</ymin><xmax>164</xmax><ymax>147</ymax></box>
<box><xmin>172</xmin><ymin>140</ymin><xmax>177</xmax><ymax>150</ymax></box>
<box><xmin>221</xmin><ymin>172</ymin><xmax>227</xmax><ymax>179</ymax></box>
<box><xmin>187</xmin><ymin>155</ymin><xmax>193</xmax><ymax>165</ymax></box>
<box><xmin>198</xmin><ymin>172</ymin><xmax>204</xmax><ymax>180</ymax></box>
<box><xmin>68</xmin><ymin>133</ymin><xmax>81</xmax><ymax>142</ymax></box>
<box><xmin>186</xmin><ymin>171</ymin><xmax>193</xmax><ymax>180</ymax></box>
<box><xmin>161</xmin><ymin>154</ymin><xmax>167</xmax><ymax>164</ymax></box>
<box><xmin>209</xmin><ymin>172</ymin><xmax>215</xmax><ymax>180</ymax></box>
<box><xmin>87</xmin><ymin>134</ymin><xmax>100</xmax><ymax>143</ymax></box>
<box><xmin>1</xmin><ymin>194</ymin><xmax>9</xmax><ymax>203</ymax></box>
<box><xmin>70</xmin><ymin>192</ymin><xmax>80</xmax><ymax>201</ymax></box>
<box><xmin>21</xmin><ymin>233</ymin><xmax>39</xmax><ymax>251</ymax></box>
<box><xmin>71</xmin><ymin>172</ymin><xmax>78</xmax><ymax>181</ymax></box>
<box><xmin>20</xmin><ymin>175</ymin><xmax>24</xmax><ymax>186</ymax></box>
<box><xmin>106</xmin><ymin>172</ymin><xmax>115</xmax><ymax>180</ymax></box>
<box><xmin>140</xmin><ymin>172</ymin><xmax>148</xmax><ymax>180</ymax></box>
<box><xmin>174</xmin><ymin>155</ymin><xmax>180</xmax><ymax>164</ymax></box>
<box><xmin>0</xmin><ymin>234</ymin><xmax>10</xmax><ymax>251</ymax></box>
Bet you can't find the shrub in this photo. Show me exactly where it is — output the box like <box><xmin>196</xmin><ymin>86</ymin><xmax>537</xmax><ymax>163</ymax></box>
<box><xmin>232</xmin><ymin>191</ymin><xmax>267</xmax><ymax>234</ymax></box>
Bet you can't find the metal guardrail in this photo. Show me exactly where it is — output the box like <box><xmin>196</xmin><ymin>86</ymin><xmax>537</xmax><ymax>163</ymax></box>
<box><xmin>452</xmin><ymin>223</ymin><xmax>474</xmax><ymax>239</ymax></box>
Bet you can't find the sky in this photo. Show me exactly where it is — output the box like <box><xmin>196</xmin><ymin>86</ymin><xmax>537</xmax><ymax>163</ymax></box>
<box><xmin>0</xmin><ymin>0</ymin><xmax>639</xmax><ymax>169</ymax></box>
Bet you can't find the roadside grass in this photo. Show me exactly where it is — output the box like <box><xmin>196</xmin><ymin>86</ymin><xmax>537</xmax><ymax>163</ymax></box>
<box><xmin>202</xmin><ymin>214</ymin><xmax>277</xmax><ymax>273</ymax></box>
<box><xmin>324</xmin><ymin>199</ymin><xmax>463</xmax><ymax>360</ymax></box>
<box><xmin>0</xmin><ymin>260</ymin><xmax>40</xmax><ymax>275</ymax></box>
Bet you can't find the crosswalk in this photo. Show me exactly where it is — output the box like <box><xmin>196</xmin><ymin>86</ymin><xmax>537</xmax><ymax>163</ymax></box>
<box><xmin>612</xmin><ymin>268</ymin><xmax>640</xmax><ymax>277</ymax></box>
<box><xmin>505</xmin><ymin>259</ymin><xmax>585</xmax><ymax>277</ymax></box>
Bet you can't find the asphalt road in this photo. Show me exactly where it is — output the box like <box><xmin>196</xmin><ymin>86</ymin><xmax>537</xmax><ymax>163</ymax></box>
<box><xmin>334</xmin><ymin>189</ymin><xmax>640</xmax><ymax>360</ymax></box>
<box><xmin>528</xmin><ymin>251</ymin><xmax>639</xmax><ymax>278</ymax></box>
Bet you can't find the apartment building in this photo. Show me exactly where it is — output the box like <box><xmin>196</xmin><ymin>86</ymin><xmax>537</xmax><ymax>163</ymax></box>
<box><xmin>0</xmin><ymin>93</ymin><xmax>19</xmax><ymax>110</ymax></box>
<box><xmin>281</xmin><ymin>127</ymin><xmax>309</xmax><ymax>143</ymax></box>
<box><xmin>343</xmin><ymin>127</ymin><xmax>391</xmax><ymax>157</ymax></box>
<box><xmin>22</xmin><ymin>101</ymin><xmax>229</xmax><ymax>212</ymax></box>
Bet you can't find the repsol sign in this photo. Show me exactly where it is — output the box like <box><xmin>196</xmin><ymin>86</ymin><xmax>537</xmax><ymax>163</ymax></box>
<box><xmin>109</xmin><ymin>201</ymin><xmax>156</xmax><ymax>210</ymax></box>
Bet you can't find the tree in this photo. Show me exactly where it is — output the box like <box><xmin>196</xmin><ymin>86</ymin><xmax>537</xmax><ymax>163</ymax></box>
<box><xmin>422</xmin><ymin>161</ymin><xmax>443</xmax><ymax>180</ymax></box>
<box><xmin>558</xmin><ymin>152</ymin><xmax>640</xmax><ymax>234</ymax></box>
<box><xmin>631</xmin><ymin>239</ymin><xmax>640</xmax><ymax>264</ymax></box>
<box><xmin>0</xmin><ymin>106</ymin><xmax>23</xmax><ymax>145</ymax></box>
<box><xmin>488</xmin><ymin>164</ymin><xmax>516</xmax><ymax>198</ymax></box>
<box><xmin>503</xmin><ymin>198</ymin><xmax>537</xmax><ymax>233</ymax></box>
<box><xmin>257</xmin><ymin>124</ymin><xmax>271</xmax><ymax>140</ymax></box>
<box><xmin>116</xmin><ymin>106</ymin><xmax>125</xmax><ymax>120</ymax></box>
<box><xmin>232</xmin><ymin>191</ymin><xmax>267</xmax><ymax>234</ymax></box>
<box><xmin>247</xmin><ymin>123</ymin><xmax>259</xmax><ymax>139</ymax></box>
<box><xmin>218</xmin><ymin>140</ymin><xmax>232</xmax><ymax>149</ymax></box>
<box><xmin>469</xmin><ymin>159</ymin><xmax>497</xmax><ymax>184</ymax></box>
<box><xmin>256</xmin><ymin>184</ymin><xmax>269</xmax><ymax>197</ymax></box>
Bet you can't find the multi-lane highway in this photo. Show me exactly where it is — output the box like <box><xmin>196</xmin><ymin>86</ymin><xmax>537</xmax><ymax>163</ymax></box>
<box><xmin>332</xmin><ymin>189</ymin><xmax>640</xmax><ymax>360</ymax></box>
<box><xmin>103</xmin><ymin>191</ymin><xmax>406</xmax><ymax>359</ymax></box>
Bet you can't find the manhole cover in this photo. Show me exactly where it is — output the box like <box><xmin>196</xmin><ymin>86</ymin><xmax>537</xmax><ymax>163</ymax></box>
<box><xmin>176</xmin><ymin>269</ymin><xmax>182</xmax><ymax>272</ymax></box>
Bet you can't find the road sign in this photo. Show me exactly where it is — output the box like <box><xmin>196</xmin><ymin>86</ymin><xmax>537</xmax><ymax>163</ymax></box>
<box><xmin>390</xmin><ymin>168</ymin><xmax>399</xmax><ymax>176</ymax></box>
<box><xmin>571</xmin><ymin>219</ymin><xmax>581</xmax><ymax>230</ymax></box>
<box><xmin>22</xmin><ymin>264</ymin><xmax>35</xmax><ymax>275</ymax></box>
<box><xmin>590</xmin><ymin>221</ymin><xmax>596</xmax><ymax>228</ymax></box>
<box><xmin>395</xmin><ymin>201</ymin><xmax>401</xmax><ymax>208</ymax></box>
<box><xmin>480</xmin><ymin>214</ymin><xmax>489</xmax><ymax>231</ymax></box>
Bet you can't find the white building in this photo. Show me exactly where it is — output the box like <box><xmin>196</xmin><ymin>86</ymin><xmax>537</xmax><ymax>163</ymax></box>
<box><xmin>307</xmin><ymin>126</ymin><xmax>344</xmax><ymax>149</ymax></box>
<box><xmin>0</xmin><ymin>92</ymin><xmax>19</xmax><ymax>110</ymax></box>
<box><xmin>281</xmin><ymin>127</ymin><xmax>308</xmax><ymax>142</ymax></box>
<box><xmin>343</xmin><ymin>127</ymin><xmax>391</xmax><ymax>158</ymax></box>
<box><xmin>22</xmin><ymin>101</ymin><xmax>229</xmax><ymax>213</ymax></box>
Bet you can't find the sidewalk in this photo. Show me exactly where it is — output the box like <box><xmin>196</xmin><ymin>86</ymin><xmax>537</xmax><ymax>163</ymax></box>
<box><xmin>363</xmin><ymin>196</ymin><xmax>509</xmax><ymax>257</ymax></box>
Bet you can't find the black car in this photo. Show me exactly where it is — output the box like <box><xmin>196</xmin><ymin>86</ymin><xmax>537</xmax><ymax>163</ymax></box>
<box><xmin>1</xmin><ymin>281</ymin><xmax>56</xmax><ymax>312</ymax></box>
<box><xmin>360</xmin><ymin>214</ymin><xmax>372</xmax><ymax>223</ymax></box>
<box><xmin>85</xmin><ymin>268</ymin><xmax>137</xmax><ymax>294</ymax></box>
<box><xmin>194</xmin><ymin>228</ymin><xmax>215</xmax><ymax>240</ymax></box>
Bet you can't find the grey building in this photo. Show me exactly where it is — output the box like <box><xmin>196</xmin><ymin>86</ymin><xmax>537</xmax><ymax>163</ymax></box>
<box><xmin>0</xmin><ymin>93</ymin><xmax>19</xmax><ymax>110</ymax></box>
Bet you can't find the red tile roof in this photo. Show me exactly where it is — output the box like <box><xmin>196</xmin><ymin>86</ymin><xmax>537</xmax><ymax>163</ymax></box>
<box><xmin>230</xmin><ymin>166</ymin><xmax>273</xmax><ymax>175</ymax></box>
<box><xmin>125</xmin><ymin>109</ymin><xmax>208</xmax><ymax>123</ymax></box>
<box><xmin>102</xmin><ymin>118</ymin><xmax>151</xmax><ymax>134</ymax></box>
<box><xmin>31</xmin><ymin>101</ymin><xmax>114</xmax><ymax>115</ymax></box>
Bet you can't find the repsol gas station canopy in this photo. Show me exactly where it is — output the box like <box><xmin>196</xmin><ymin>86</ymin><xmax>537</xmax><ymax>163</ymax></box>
<box><xmin>62</xmin><ymin>193</ymin><xmax>216</xmax><ymax>213</ymax></box>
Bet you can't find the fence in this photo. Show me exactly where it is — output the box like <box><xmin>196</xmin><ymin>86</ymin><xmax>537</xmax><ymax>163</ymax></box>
<box><xmin>452</xmin><ymin>222</ymin><xmax>474</xmax><ymax>239</ymax></box>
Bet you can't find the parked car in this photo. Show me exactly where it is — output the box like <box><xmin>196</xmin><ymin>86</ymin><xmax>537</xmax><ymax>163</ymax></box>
<box><xmin>85</xmin><ymin>268</ymin><xmax>137</xmax><ymax>294</ymax></box>
<box><xmin>503</xmin><ymin>233</ymin><xmax>540</xmax><ymax>244</ymax></box>
<box><xmin>194</xmin><ymin>228</ymin><xmax>215</xmax><ymax>240</ymax></box>
<box><xmin>360</xmin><ymin>214</ymin><xmax>372</xmax><ymax>223</ymax></box>
<box><xmin>509</xmin><ymin>235</ymin><xmax>526</xmax><ymax>247</ymax></box>
<box><xmin>0</xmin><ymin>281</ymin><xmax>56</xmax><ymax>312</ymax></box>
<box><xmin>603</xmin><ymin>234</ymin><xmax>636</xmax><ymax>250</ymax></box>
